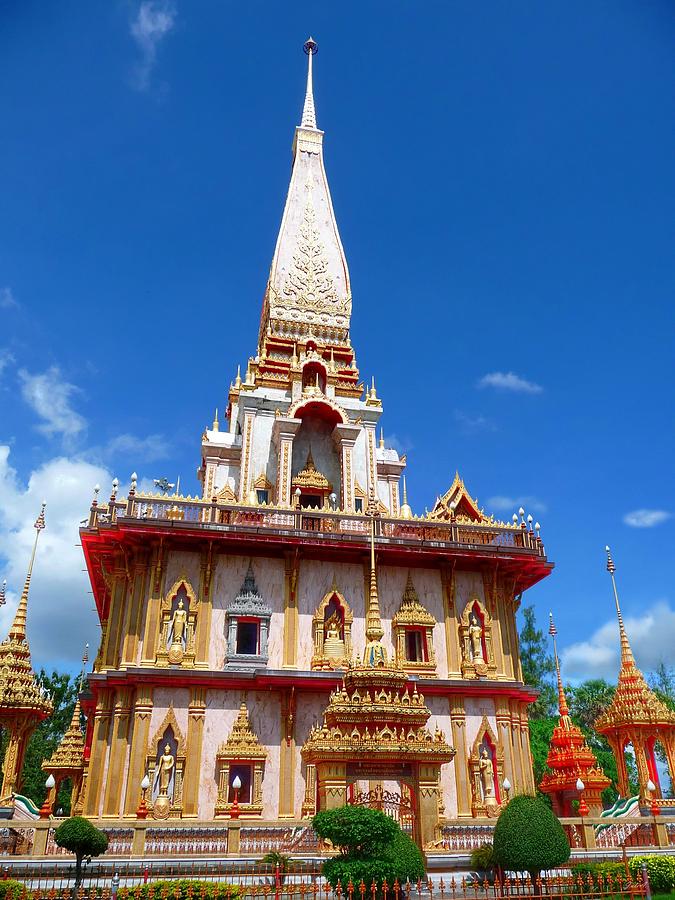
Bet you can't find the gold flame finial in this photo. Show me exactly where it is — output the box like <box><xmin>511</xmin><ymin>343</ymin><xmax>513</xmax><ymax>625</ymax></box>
<box><xmin>9</xmin><ymin>503</ymin><xmax>46</xmax><ymax>643</ymax></box>
<box><xmin>365</xmin><ymin>518</ymin><xmax>384</xmax><ymax>643</ymax></box>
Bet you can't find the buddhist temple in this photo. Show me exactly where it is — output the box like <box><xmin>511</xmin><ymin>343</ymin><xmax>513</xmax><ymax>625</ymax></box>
<box><xmin>76</xmin><ymin>39</ymin><xmax>553</xmax><ymax>844</ymax></box>
<box><xmin>538</xmin><ymin>614</ymin><xmax>610</xmax><ymax>816</ymax></box>
<box><xmin>0</xmin><ymin>505</ymin><xmax>53</xmax><ymax>799</ymax></box>
<box><xmin>595</xmin><ymin>548</ymin><xmax>675</xmax><ymax>810</ymax></box>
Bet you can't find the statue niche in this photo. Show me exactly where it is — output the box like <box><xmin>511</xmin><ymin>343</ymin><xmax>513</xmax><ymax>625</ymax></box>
<box><xmin>459</xmin><ymin>598</ymin><xmax>496</xmax><ymax>679</ymax></box>
<box><xmin>469</xmin><ymin>718</ymin><xmax>505</xmax><ymax>818</ymax></box>
<box><xmin>145</xmin><ymin>708</ymin><xmax>187</xmax><ymax>819</ymax></box>
<box><xmin>156</xmin><ymin>577</ymin><xmax>198</xmax><ymax>668</ymax></box>
<box><xmin>311</xmin><ymin>588</ymin><xmax>353</xmax><ymax>670</ymax></box>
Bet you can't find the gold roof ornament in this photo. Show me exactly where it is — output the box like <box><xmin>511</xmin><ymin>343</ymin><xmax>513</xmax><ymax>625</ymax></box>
<box><xmin>399</xmin><ymin>476</ymin><xmax>412</xmax><ymax>519</ymax></box>
<box><xmin>363</xmin><ymin>518</ymin><xmax>386</xmax><ymax>666</ymax></box>
<box><xmin>429</xmin><ymin>472</ymin><xmax>485</xmax><ymax>522</ymax></box>
<box><xmin>0</xmin><ymin>504</ymin><xmax>53</xmax><ymax>720</ymax></box>
<box><xmin>292</xmin><ymin>449</ymin><xmax>332</xmax><ymax>493</ymax></box>
<box><xmin>595</xmin><ymin>548</ymin><xmax>675</xmax><ymax>732</ymax></box>
<box><xmin>217</xmin><ymin>702</ymin><xmax>267</xmax><ymax>760</ymax></box>
<box><xmin>392</xmin><ymin>573</ymin><xmax>436</xmax><ymax>628</ymax></box>
<box><xmin>42</xmin><ymin>700</ymin><xmax>85</xmax><ymax>774</ymax></box>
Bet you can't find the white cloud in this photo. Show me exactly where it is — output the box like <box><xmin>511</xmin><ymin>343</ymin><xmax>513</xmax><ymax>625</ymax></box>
<box><xmin>0</xmin><ymin>349</ymin><xmax>14</xmax><ymax>380</ymax></box>
<box><xmin>562</xmin><ymin>601</ymin><xmax>675</xmax><ymax>681</ymax></box>
<box><xmin>18</xmin><ymin>366</ymin><xmax>86</xmax><ymax>441</ymax></box>
<box><xmin>477</xmin><ymin>371</ymin><xmax>543</xmax><ymax>394</ymax></box>
<box><xmin>104</xmin><ymin>432</ymin><xmax>169</xmax><ymax>463</ymax></box>
<box><xmin>623</xmin><ymin>509</ymin><xmax>671</xmax><ymax>528</ymax></box>
<box><xmin>0</xmin><ymin>287</ymin><xmax>18</xmax><ymax>309</ymax></box>
<box><xmin>454</xmin><ymin>410</ymin><xmax>497</xmax><ymax>433</ymax></box>
<box><xmin>130</xmin><ymin>1</ymin><xmax>176</xmax><ymax>91</ymax></box>
<box><xmin>0</xmin><ymin>445</ymin><xmax>111</xmax><ymax>669</ymax></box>
<box><xmin>486</xmin><ymin>495</ymin><xmax>547</xmax><ymax>514</ymax></box>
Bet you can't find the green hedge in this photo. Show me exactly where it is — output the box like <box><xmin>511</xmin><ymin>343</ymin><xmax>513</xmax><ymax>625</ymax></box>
<box><xmin>572</xmin><ymin>857</ymin><xmax>675</xmax><ymax>894</ymax></box>
<box><xmin>0</xmin><ymin>881</ymin><xmax>28</xmax><ymax>900</ymax></box>
<box><xmin>118</xmin><ymin>882</ymin><xmax>240</xmax><ymax>900</ymax></box>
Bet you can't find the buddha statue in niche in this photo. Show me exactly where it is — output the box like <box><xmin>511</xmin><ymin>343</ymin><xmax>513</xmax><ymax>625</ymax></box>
<box><xmin>323</xmin><ymin>612</ymin><xmax>345</xmax><ymax>659</ymax></box>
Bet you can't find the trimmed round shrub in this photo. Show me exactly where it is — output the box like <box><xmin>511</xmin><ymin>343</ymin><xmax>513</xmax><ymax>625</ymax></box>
<box><xmin>313</xmin><ymin>807</ymin><xmax>424</xmax><ymax>894</ymax></box>
<box><xmin>54</xmin><ymin>817</ymin><xmax>108</xmax><ymax>889</ymax></box>
<box><xmin>493</xmin><ymin>795</ymin><xmax>570</xmax><ymax>881</ymax></box>
<box><xmin>118</xmin><ymin>882</ymin><xmax>240</xmax><ymax>900</ymax></box>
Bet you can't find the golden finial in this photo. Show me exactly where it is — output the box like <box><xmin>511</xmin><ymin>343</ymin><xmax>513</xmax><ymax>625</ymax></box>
<box><xmin>212</xmin><ymin>408</ymin><xmax>219</xmax><ymax>432</ymax></box>
<box><xmin>400</xmin><ymin>476</ymin><xmax>412</xmax><ymax>519</ymax></box>
<box><xmin>548</xmin><ymin>612</ymin><xmax>571</xmax><ymax>726</ymax></box>
<box><xmin>301</xmin><ymin>37</ymin><xmax>318</xmax><ymax>129</ymax></box>
<box><xmin>379</xmin><ymin>429</ymin><xmax>384</xmax><ymax>450</ymax></box>
<box><xmin>605</xmin><ymin>545</ymin><xmax>635</xmax><ymax>667</ymax></box>
<box><xmin>292</xmin><ymin>343</ymin><xmax>298</xmax><ymax>366</ymax></box>
<box><xmin>365</xmin><ymin>518</ymin><xmax>384</xmax><ymax>643</ymax></box>
<box><xmin>9</xmin><ymin>503</ymin><xmax>46</xmax><ymax>643</ymax></box>
<box><xmin>234</xmin><ymin>365</ymin><xmax>242</xmax><ymax>389</ymax></box>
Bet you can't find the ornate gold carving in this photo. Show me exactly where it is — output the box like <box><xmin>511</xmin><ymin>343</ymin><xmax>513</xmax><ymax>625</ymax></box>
<box><xmin>311</xmin><ymin>587</ymin><xmax>353</xmax><ymax>670</ymax></box>
<box><xmin>215</xmin><ymin>702</ymin><xmax>267</xmax><ymax>817</ymax></box>
<box><xmin>468</xmin><ymin>717</ymin><xmax>505</xmax><ymax>818</ymax></box>
<box><xmin>292</xmin><ymin>449</ymin><xmax>332</xmax><ymax>494</ymax></box>
<box><xmin>392</xmin><ymin>573</ymin><xmax>437</xmax><ymax>677</ymax></box>
<box><xmin>459</xmin><ymin>598</ymin><xmax>497</xmax><ymax>680</ymax></box>
<box><xmin>155</xmin><ymin>576</ymin><xmax>198</xmax><ymax>669</ymax></box>
<box><xmin>146</xmin><ymin>706</ymin><xmax>186</xmax><ymax>819</ymax></box>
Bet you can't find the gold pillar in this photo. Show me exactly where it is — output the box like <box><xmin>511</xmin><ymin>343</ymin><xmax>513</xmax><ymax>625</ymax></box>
<box><xmin>279</xmin><ymin>689</ymin><xmax>296</xmax><ymax>816</ymax></box>
<box><xmin>283</xmin><ymin>552</ymin><xmax>299</xmax><ymax>669</ymax></box>
<box><xmin>332</xmin><ymin>424</ymin><xmax>360</xmax><ymax>512</ymax></box>
<box><xmin>482</xmin><ymin>570</ymin><xmax>506</xmax><ymax>677</ymax></box>
<box><xmin>195</xmin><ymin>544</ymin><xmax>215</xmax><ymax>667</ymax></box>
<box><xmin>519</xmin><ymin>703</ymin><xmax>535</xmax><ymax>792</ymax></box>
<box><xmin>141</xmin><ymin>542</ymin><xmax>166</xmax><ymax>665</ymax></box>
<box><xmin>496</xmin><ymin>700</ymin><xmax>515</xmax><ymax>788</ymax></box>
<box><xmin>104</xmin><ymin>563</ymin><xmax>129</xmax><ymax>669</ymax></box>
<box><xmin>441</xmin><ymin>564</ymin><xmax>460</xmax><ymax>677</ymax></box>
<box><xmin>84</xmin><ymin>691</ymin><xmax>113</xmax><ymax>817</ymax></box>
<box><xmin>449</xmin><ymin>697</ymin><xmax>471</xmax><ymax>816</ymax></box>
<box><xmin>508</xmin><ymin>700</ymin><xmax>525</xmax><ymax>792</ymax></box>
<box><xmin>238</xmin><ymin>408</ymin><xmax>257</xmax><ymax>501</ymax></box>
<box><xmin>123</xmin><ymin>686</ymin><xmax>153</xmax><ymax>816</ymax></box>
<box><xmin>183</xmin><ymin>687</ymin><xmax>206</xmax><ymax>817</ymax></box>
<box><xmin>1</xmin><ymin>720</ymin><xmax>30</xmax><ymax>797</ymax></box>
<box><xmin>103</xmin><ymin>689</ymin><xmax>132</xmax><ymax>816</ymax></box>
<box><xmin>122</xmin><ymin>553</ymin><xmax>149</xmax><ymax>667</ymax></box>
<box><xmin>416</xmin><ymin>762</ymin><xmax>443</xmax><ymax>848</ymax></box>
<box><xmin>316</xmin><ymin>762</ymin><xmax>347</xmax><ymax>810</ymax></box>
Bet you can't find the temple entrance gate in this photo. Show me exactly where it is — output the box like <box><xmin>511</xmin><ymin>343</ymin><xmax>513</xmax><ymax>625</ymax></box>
<box><xmin>349</xmin><ymin>782</ymin><xmax>416</xmax><ymax>836</ymax></box>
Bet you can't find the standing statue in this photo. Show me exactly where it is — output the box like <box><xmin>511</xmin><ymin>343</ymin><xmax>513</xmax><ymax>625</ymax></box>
<box><xmin>169</xmin><ymin>598</ymin><xmax>187</xmax><ymax>648</ymax></box>
<box><xmin>156</xmin><ymin>743</ymin><xmax>175</xmax><ymax>797</ymax></box>
<box><xmin>479</xmin><ymin>746</ymin><xmax>495</xmax><ymax>801</ymax></box>
<box><xmin>469</xmin><ymin>613</ymin><xmax>485</xmax><ymax>661</ymax></box>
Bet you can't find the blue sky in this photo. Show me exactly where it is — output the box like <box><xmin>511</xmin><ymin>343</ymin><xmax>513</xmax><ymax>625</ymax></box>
<box><xmin>0</xmin><ymin>2</ymin><xmax>673</xmax><ymax>676</ymax></box>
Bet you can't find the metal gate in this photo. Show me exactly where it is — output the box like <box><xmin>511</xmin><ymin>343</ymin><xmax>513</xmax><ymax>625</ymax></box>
<box><xmin>350</xmin><ymin>785</ymin><xmax>416</xmax><ymax>835</ymax></box>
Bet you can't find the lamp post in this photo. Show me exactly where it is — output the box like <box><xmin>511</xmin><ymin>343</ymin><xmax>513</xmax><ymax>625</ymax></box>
<box><xmin>576</xmin><ymin>778</ymin><xmax>588</xmax><ymax>817</ymax></box>
<box><xmin>646</xmin><ymin>778</ymin><xmax>659</xmax><ymax>818</ymax></box>
<box><xmin>502</xmin><ymin>777</ymin><xmax>511</xmax><ymax>803</ymax></box>
<box><xmin>230</xmin><ymin>775</ymin><xmax>242</xmax><ymax>819</ymax></box>
<box><xmin>39</xmin><ymin>774</ymin><xmax>56</xmax><ymax>819</ymax></box>
<box><xmin>329</xmin><ymin>492</ymin><xmax>337</xmax><ymax>511</ymax></box>
<box><xmin>136</xmin><ymin>774</ymin><xmax>151</xmax><ymax>819</ymax></box>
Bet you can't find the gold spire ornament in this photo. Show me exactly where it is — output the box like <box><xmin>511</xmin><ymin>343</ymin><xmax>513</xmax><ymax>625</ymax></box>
<box><xmin>301</xmin><ymin>37</ymin><xmax>318</xmax><ymax>129</ymax></box>
<box><xmin>0</xmin><ymin>504</ymin><xmax>53</xmax><ymax>798</ymax></box>
<box><xmin>594</xmin><ymin>546</ymin><xmax>675</xmax><ymax>804</ymax></box>
<box><xmin>363</xmin><ymin>519</ymin><xmax>387</xmax><ymax>667</ymax></box>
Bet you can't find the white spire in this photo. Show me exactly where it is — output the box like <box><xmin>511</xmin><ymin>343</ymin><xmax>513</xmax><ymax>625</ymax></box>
<box><xmin>301</xmin><ymin>37</ymin><xmax>318</xmax><ymax>129</ymax></box>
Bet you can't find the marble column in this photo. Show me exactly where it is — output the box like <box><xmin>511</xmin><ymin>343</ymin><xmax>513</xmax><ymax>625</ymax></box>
<box><xmin>103</xmin><ymin>689</ymin><xmax>132</xmax><ymax>816</ymax></box>
<box><xmin>272</xmin><ymin>418</ymin><xmax>301</xmax><ymax>506</ymax></box>
<box><xmin>123</xmin><ymin>686</ymin><xmax>154</xmax><ymax>816</ymax></box>
<box><xmin>84</xmin><ymin>691</ymin><xmax>113</xmax><ymax>817</ymax></box>
<box><xmin>449</xmin><ymin>697</ymin><xmax>471</xmax><ymax>816</ymax></box>
<box><xmin>238</xmin><ymin>406</ymin><xmax>257</xmax><ymax>502</ymax></box>
<box><xmin>183</xmin><ymin>688</ymin><xmax>206</xmax><ymax>817</ymax></box>
<box><xmin>332</xmin><ymin>423</ymin><xmax>360</xmax><ymax>511</ymax></box>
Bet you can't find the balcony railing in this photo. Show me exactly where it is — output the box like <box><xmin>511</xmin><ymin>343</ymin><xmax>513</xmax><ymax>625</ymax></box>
<box><xmin>85</xmin><ymin>492</ymin><xmax>547</xmax><ymax>558</ymax></box>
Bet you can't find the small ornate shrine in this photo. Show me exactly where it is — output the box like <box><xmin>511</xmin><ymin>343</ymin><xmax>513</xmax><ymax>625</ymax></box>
<box><xmin>595</xmin><ymin>548</ymin><xmax>675</xmax><ymax>808</ymax></box>
<box><xmin>539</xmin><ymin>614</ymin><xmax>610</xmax><ymax>816</ymax></box>
<box><xmin>0</xmin><ymin>505</ymin><xmax>53</xmax><ymax>798</ymax></box>
<box><xmin>215</xmin><ymin>702</ymin><xmax>267</xmax><ymax>817</ymax></box>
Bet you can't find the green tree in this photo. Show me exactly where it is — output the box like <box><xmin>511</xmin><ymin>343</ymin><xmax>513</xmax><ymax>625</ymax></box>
<box><xmin>0</xmin><ymin>671</ymin><xmax>79</xmax><ymax>812</ymax></box>
<box><xmin>312</xmin><ymin>807</ymin><xmax>424</xmax><ymax>893</ymax></box>
<box><xmin>528</xmin><ymin>717</ymin><xmax>557</xmax><ymax>792</ymax></box>
<box><xmin>493</xmin><ymin>795</ymin><xmax>570</xmax><ymax>885</ymax></box>
<box><xmin>518</xmin><ymin>606</ymin><xmax>556</xmax><ymax>718</ymax></box>
<box><xmin>54</xmin><ymin>816</ymin><xmax>108</xmax><ymax>889</ymax></box>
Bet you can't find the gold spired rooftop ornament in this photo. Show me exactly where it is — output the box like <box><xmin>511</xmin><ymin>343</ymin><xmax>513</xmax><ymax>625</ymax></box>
<box><xmin>0</xmin><ymin>504</ymin><xmax>53</xmax><ymax>798</ymax></box>
<box><xmin>594</xmin><ymin>547</ymin><xmax>675</xmax><ymax>805</ymax></box>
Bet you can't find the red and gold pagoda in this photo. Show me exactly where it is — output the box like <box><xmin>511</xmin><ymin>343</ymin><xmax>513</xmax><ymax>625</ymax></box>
<box><xmin>538</xmin><ymin>614</ymin><xmax>609</xmax><ymax>816</ymax></box>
